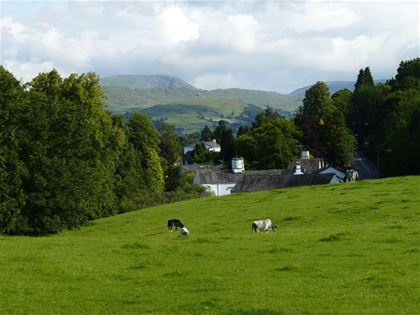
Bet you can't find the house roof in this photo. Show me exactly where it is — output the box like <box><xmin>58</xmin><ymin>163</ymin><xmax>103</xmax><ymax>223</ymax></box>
<box><xmin>312</xmin><ymin>166</ymin><xmax>346</xmax><ymax>180</ymax></box>
<box><xmin>231</xmin><ymin>173</ymin><xmax>336</xmax><ymax>193</ymax></box>
<box><xmin>203</xmin><ymin>141</ymin><xmax>221</xmax><ymax>149</ymax></box>
<box><xmin>194</xmin><ymin>169</ymin><xmax>290</xmax><ymax>185</ymax></box>
<box><xmin>288</xmin><ymin>158</ymin><xmax>325</xmax><ymax>174</ymax></box>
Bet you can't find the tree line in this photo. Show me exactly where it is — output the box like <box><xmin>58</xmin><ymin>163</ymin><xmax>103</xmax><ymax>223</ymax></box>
<box><xmin>189</xmin><ymin>58</ymin><xmax>420</xmax><ymax>177</ymax></box>
<box><xmin>0</xmin><ymin>68</ymin><xmax>207</xmax><ymax>235</ymax></box>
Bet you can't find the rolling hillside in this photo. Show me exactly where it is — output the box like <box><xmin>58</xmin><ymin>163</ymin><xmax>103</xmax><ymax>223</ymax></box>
<box><xmin>100</xmin><ymin>75</ymin><xmax>302</xmax><ymax>132</ymax></box>
<box><xmin>1</xmin><ymin>176</ymin><xmax>419</xmax><ymax>314</ymax></box>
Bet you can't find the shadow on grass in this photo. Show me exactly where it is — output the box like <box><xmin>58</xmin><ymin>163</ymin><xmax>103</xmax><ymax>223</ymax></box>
<box><xmin>121</xmin><ymin>242</ymin><xmax>150</xmax><ymax>250</ymax></box>
<box><xmin>282</xmin><ymin>216</ymin><xmax>301</xmax><ymax>221</ymax></box>
<box><xmin>266</xmin><ymin>247</ymin><xmax>293</xmax><ymax>254</ymax></box>
<box><xmin>274</xmin><ymin>265</ymin><xmax>298</xmax><ymax>272</ymax></box>
<box><xmin>319</xmin><ymin>233</ymin><xmax>345</xmax><ymax>242</ymax></box>
<box><xmin>226</xmin><ymin>309</ymin><xmax>284</xmax><ymax>315</ymax></box>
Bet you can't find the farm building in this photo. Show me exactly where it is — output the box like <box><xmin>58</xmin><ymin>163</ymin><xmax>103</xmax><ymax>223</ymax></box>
<box><xmin>193</xmin><ymin>169</ymin><xmax>290</xmax><ymax>196</ymax></box>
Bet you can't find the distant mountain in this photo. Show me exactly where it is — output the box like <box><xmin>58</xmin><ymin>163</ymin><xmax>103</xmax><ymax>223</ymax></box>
<box><xmin>289</xmin><ymin>80</ymin><xmax>387</xmax><ymax>97</ymax></box>
<box><xmin>101</xmin><ymin>74</ymin><xmax>302</xmax><ymax>133</ymax></box>
<box><xmin>101</xmin><ymin>74</ymin><xmax>196</xmax><ymax>90</ymax></box>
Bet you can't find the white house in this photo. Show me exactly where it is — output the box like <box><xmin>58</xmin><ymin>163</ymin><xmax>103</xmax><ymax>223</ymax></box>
<box><xmin>193</xmin><ymin>170</ymin><xmax>239</xmax><ymax>196</ymax></box>
<box><xmin>203</xmin><ymin>140</ymin><xmax>221</xmax><ymax>153</ymax></box>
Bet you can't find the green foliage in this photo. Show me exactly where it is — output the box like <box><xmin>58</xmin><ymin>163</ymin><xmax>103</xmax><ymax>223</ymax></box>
<box><xmin>354</xmin><ymin>67</ymin><xmax>374</xmax><ymax>91</ymax></box>
<box><xmin>392</xmin><ymin>58</ymin><xmax>420</xmax><ymax>90</ymax></box>
<box><xmin>252</xmin><ymin>106</ymin><xmax>282</xmax><ymax>128</ymax></box>
<box><xmin>0</xmin><ymin>66</ymin><xmax>27</xmax><ymax>233</ymax></box>
<box><xmin>237</xmin><ymin>118</ymin><xmax>301</xmax><ymax>169</ymax></box>
<box><xmin>332</xmin><ymin>88</ymin><xmax>353</xmax><ymax>116</ymax></box>
<box><xmin>346</xmin><ymin>58</ymin><xmax>420</xmax><ymax>176</ymax></box>
<box><xmin>1</xmin><ymin>176</ymin><xmax>419</xmax><ymax>314</ymax></box>
<box><xmin>200</xmin><ymin>125</ymin><xmax>214</xmax><ymax>141</ymax></box>
<box><xmin>295</xmin><ymin>81</ymin><xmax>356</xmax><ymax>166</ymax></box>
<box><xmin>191</xmin><ymin>142</ymin><xmax>213</xmax><ymax>163</ymax></box>
<box><xmin>21</xmin><ymin>71</ymin><xmax>124</xmax><ymax>234</ymax></box>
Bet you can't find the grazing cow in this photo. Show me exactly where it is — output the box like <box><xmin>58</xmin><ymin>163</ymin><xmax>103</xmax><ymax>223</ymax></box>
<box><xmin>180</xmin><ymin>226</ymin><xmax>189</xmax><ymax>236</ymax></box>
<box><xmin>167</xmin><ymin>219</ymin><xmax>184</xmax><ymax>232</ymax></box>
<box><xmin>252</xmin><ymin>219</ymin><xmax>277</xmax><ymax>234</ymax></box>
<box><xmin>345</xmin><ymin>168</ymin><xmax>359</xmax><ymax>182</ymax></box>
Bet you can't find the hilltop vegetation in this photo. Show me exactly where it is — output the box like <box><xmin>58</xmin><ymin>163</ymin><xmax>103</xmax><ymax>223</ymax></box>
<box><xmin>1</xmin><ymin>176</ymin><xmax>419</xmax><ymax>314</ymax></box>
<box><xmin>289</xmin><ymin>80</ymin><xmax>387</xmax><ymax>97</ymax></box>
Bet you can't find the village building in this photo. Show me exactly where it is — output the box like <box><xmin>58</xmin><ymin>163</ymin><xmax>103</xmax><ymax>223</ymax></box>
<box><xmin>183</xmin><ymin>139</ymin><xmax>221</xmax><ymax>164</ymax></box>
<box><xmin>192</xmin><ymin>153</ymin><xmax>343</xmax><ymax>196</ymax></box>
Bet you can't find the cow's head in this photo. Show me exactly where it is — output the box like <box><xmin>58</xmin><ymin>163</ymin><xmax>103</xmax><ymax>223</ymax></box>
<box><xmin>271</xmin><ymin>224</ymin><xmax>278</xmax><ymax>231</ymax></box>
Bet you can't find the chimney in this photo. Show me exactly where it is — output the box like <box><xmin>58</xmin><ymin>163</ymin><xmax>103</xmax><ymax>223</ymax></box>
<box><xmin>293</xmin><ymin>161</ymin><xmax>304</xmax><ymax>175</ymax></box>
<box><xmin>231</xmin><ymin>157</ymin><xmax>245</xmax><ymax>173</ymax></box>
<box><xmin>301</xmin><ymin>150</ymin><xmax>310</xmax><ymax>159</ymax></box>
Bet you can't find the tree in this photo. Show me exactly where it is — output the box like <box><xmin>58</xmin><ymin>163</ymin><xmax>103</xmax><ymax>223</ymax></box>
<box><xmin>236</xmin><ymin>125</ymin><xmax>249</xmax><ymax>137</ymax></box>
<box><xmin>354</xmin><ymin>67</ymin><xmax>374</xmax><ymax>91</ymax></box>
<box><xmin>391</xmin><ymin>58</ymin><xmax>420</xmax><ymax>91</ymax></box>
<box><xmin>159</xmin><ymin>122</ymin><xmax>182</xmax><ymax>166</ymax></box>
<box><xmin>213</xmin><ymin>120</ymin><xmax>229</xmax><ymax>144</ymax></box>
<box><xmin>128</xmin><ymin>113</ymin><xmax>164</xmax><ymax>193</ymax></box>
<box><xmin>252</xmin><ymin>107</ymin><xmax>282</xmax><ymax>129</ymax></box>
<box><xmin>332</xmin><ymin>89</ymin><xmax>353</xmax><ymax>117</ymax></box>
<box><xmin>220</xmin><ymin>128</ymin><xmax>235</xmax><ymax>164</ymax></box>
<box><xmin>191</xmin><ymin>142</ymin><xmax>210</xmax><ymax>163</ymax></box>
<box><xmin>12</xmin><ymin>70</ymin><xmax>125</xmax><ymax>234</ymax></box>
<box><xmin>0</xmin><ymin>66</ymin><xmax>27</xmax><ymax>233</ymax></box>
<box><xmin>295</xmin><ymin>81</ymin><xmax>356</xmax><ymax>166</ymax></box>
<box><xmin>236</xmin><ymin>118</ymin><xmax>301</xmax><ymax>170</ymax></box>
<box><xmin>200</xmin><ymin>125</ymin><xmax>214</xmax><ymax>141</ymax></box>
<box><xmin>294</xmin><ymin>81</ymin><xmax>335</xmax><ymax>158</ymax></box>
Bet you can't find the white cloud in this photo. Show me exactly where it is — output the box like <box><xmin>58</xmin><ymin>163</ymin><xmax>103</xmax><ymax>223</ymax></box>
<box><xmin>158</xmin><ymin>5</ymin><xmax>200</xmax><ymax>45</ymax></box>
<box><xmin>0</xmin><ymin>1</ymin><xmax>418</xmax><ymax>92</ymax></box>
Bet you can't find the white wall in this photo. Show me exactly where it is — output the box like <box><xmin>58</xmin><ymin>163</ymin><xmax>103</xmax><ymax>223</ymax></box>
<box><xmin>202</xmin><ymin>183</ymin><xmax>236</xmax><ymax>196</ymax></box>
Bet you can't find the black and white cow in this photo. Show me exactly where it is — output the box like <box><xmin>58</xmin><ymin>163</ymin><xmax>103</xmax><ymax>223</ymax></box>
<box><xmin>167</xmin><ymin>219</ymin><xmax>184</xmax><ymax>232</ymax></box>
<box><xmin>345</xmin><ymin>168</ymin><xmax>359</xmax><ymax>182</ymax></box>
<box><xmin>252</xmin><ymin>219</ymin><xmax>277</xmax><ymax>233</ymax></box>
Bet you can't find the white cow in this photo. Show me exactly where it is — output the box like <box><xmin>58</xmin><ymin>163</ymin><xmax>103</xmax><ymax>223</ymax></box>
<box><xmin>180</xmin><ymin>226</ymin><xmax>189</xmax><ymax>236</ymax></box>
<box><xmin>252</xmin><ymin>219</ymin><xmax>277</xmax><ymax>234</ymax></box>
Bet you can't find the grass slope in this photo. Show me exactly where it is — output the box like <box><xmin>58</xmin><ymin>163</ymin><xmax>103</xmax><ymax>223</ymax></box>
<box><xmin>1</xmin><ymin>176</ymin><xmax>419</xmax><ymax>314</ymax></box>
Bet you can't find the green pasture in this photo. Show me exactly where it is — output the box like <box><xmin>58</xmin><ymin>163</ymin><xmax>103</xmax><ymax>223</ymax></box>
<box><xmin>1</xmin><ymin>176</ymin><xmax>419</xmax><ymax>314</ymax></box>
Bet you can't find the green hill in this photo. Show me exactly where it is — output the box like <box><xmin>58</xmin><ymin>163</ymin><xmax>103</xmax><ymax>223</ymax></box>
<box><xmin>101</xmin><ymin>75</ymin><xmax>302</xmax><ymax>132</ymax></box>
<box><xmin>1</xmin><ymin>176</ymin><xmax>419</xmax><ymax>314</ymax></box>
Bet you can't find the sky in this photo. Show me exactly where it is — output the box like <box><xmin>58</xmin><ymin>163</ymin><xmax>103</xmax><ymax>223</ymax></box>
<box><xmin>0</xmin><ymin>0</ymin><xmax>419</xmax><ymax>93</ymax></box>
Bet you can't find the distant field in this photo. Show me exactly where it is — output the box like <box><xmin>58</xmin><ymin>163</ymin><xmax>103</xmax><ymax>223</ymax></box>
<box><xmin>1</xmin><ymin>176</ymin><xmax>419</xmax><ymax>314</ymax></box>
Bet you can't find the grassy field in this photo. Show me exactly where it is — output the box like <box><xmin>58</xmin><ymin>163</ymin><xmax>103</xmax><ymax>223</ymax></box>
<box><xmin>1</xmin><ymin>176</ymin><xmax>419</xmax><ymax>314</ymax></box>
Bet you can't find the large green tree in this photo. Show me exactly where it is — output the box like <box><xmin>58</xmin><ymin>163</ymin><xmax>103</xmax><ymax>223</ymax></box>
<box><xmin>295</xmin><ymin>81</ymin><xmax>356</xmax><ymax>166</ymax></box>
<box><xmin>0</xmin><ymin>67</ymin><xmax>27</xmax><ymax>233</ymax></box>
<box><xmin>11</xmin><ymin>70</ymin><xmax>124</xmax><ymax>234</ymax></box>
<box><xmin>236</xmin><ymin>118</ymin><xmax>301</xmax><ymax>170</ymax></box>
<box><xmin>128</xmin><ymin>113</ymin><xmax>164</xmax><ymax>193</ymax></box>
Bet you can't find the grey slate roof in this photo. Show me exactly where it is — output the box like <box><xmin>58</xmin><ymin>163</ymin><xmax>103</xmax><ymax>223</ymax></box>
<box><xmin>231</xmin><ymin>173</ymin><xmax>336</xmax><ymax>193</ymax></box>
<box><xmin>288</xmin><ymin>158</ymin><xmax>325</xmax><ymax>174</ymax></box>
<box><xmin>193</xmin><ymin>169</ymin><xmax>290</xmax><ymax>185</ymax></box>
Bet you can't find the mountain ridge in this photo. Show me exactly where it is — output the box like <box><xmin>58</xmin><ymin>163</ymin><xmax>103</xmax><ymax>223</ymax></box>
<box><xmin>101</xmin><ymin>74</ymin><xmax>196</xmax><ymax>90</ymax></box>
